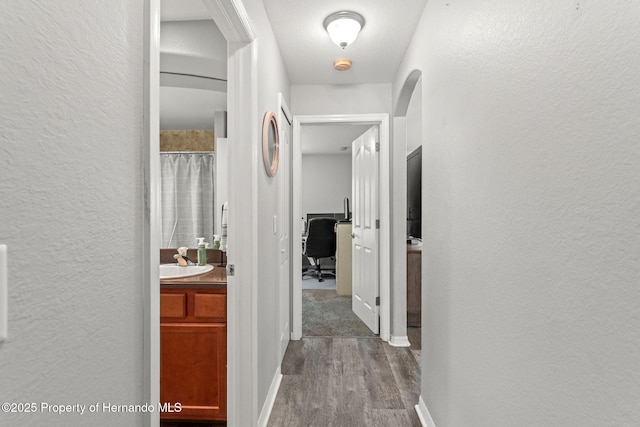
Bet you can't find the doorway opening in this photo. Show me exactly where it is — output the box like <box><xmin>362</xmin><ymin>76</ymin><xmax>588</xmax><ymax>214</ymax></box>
<box><xmin>291</xmin><ymin>114</ymin><xmax>390</xmax><ymax>342</ymax></box>
<box><xmin>298</xmin><ymin>122</ymin><xmax>370</xmax><ymax>337</ymax></box>
<box><xmin>144</xmin><ymin>0</ymin><xmax>257</xmax><ymax>425</ymax></box>
<box><xmin>392</xmin><ymin>69</ymin><xmax>423</xmax><ymax>350</ymax></box>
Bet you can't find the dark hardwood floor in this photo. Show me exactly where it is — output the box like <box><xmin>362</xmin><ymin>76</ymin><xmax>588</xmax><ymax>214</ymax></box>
<box><xmin>267</xmin><ymin>333</ymin><xmax>421</xmax><ymax>427</ymax></box>
<box><xmin>160</xmin><ymin>328</ymin><xmax>422</xmax><ymax>426</ymax></box>
<box><xmin>160</xmin><ymin>421</ymin><xmax>226</xmax><ymax>426</ymax></box>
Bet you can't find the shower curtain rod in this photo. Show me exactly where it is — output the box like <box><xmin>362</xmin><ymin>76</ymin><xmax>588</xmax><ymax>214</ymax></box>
<box><xmin>160</xmin><ymin>71</ymin><xmax>227</xmax><ymax>82</ymax></box>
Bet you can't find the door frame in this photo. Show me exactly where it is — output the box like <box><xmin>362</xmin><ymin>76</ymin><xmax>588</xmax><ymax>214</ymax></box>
<box><xmin>277</xmin><ymin>93</ymin><xmax>292</xmax><ymax>361</ymax></box>
<box><xmin>143</xmin><ymin>0</ymin><xmax>257</xmax><ymax>426</ymax></box>
<box><xmin>291</xmin><ymin>114</ymin><xmax>390</xmax><ymax>342</ymax></box>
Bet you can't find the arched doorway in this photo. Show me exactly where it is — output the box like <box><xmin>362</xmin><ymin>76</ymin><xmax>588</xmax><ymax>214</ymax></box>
<box><xmin>390</xmin><ymin>69</ymin><xmax>422</xmax><ymax>346</ymax></box>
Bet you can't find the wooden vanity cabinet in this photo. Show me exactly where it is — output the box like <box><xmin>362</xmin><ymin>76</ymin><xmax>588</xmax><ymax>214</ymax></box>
<box><xmin>160</xmin><ymin>287</ymin><xmax>226</xmax><ymax>421</ymax></box>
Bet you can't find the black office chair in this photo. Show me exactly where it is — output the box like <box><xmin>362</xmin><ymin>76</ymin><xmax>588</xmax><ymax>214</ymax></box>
<box><xmin>303</xmin><ymin>217</ymin><xmax>337</xmax><ymax>282</ymax></box>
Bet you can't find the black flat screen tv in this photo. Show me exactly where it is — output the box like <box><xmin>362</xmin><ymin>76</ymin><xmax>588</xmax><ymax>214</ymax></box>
<box><xmin>407</xmin><ymin>146</ymin><xmax>422</xmax><ymax>239</ymax></box>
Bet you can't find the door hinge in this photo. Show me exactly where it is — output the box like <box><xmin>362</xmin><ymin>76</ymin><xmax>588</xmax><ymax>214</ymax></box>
<box><xmin>375</xmin><ymin>296</ymin><xmax>380</xmax><ymax>306</ymax></box>
<box><xmin>226</xmin><ymin>264</ymin><xmax>235</xmax><ymax>276</ymax></box>
<box><xmin>375</xmin><ymin>142</ymin><xmax>380</xmax><ymax>152</ymax></box>
<box><xmin>376</xmin><ymin>219</ymin><xmax>380</xmax><ymax>229</ymax></box>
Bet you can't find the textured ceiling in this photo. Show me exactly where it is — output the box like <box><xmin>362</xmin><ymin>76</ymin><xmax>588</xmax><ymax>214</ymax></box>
<box><xmin>160</xmin><ymin>0</ymin><xmax>210</xmax><ymax>21</ymax></box>
<box><xmin>162</xmin><ymin>0</ymin><xmax>429</xmax><ymax>85</ymax></box>
<box><xmin>263</xmin><ymin>0</ymin><xmax>428</xmax><ymax>85</ymax></box>
<box><xmin>159</xmin><ymin>0</ymin><xmax>428</xmax><ymax>146</ymax></box>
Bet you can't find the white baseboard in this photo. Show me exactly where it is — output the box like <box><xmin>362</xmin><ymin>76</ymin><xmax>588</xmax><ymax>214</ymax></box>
<box><xmin>389</xmin><ymin>335</ymin><xmax>411</xmax><ymax>347</ymax></box>
<box><xmin>257</xmin><ymin>366</ymin><xmax>283</xmax><ymax>427</ymax></box>
<box><xmin>415</xmin><ymin>395</ymin><xmax>436</xmax><ymax>427</ymax></box>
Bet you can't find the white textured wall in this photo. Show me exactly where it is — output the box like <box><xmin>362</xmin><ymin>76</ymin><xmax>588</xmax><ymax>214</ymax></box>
<box><xmin>242</xmin><ymin>0</ymin><xmax>291</xmax><ymax>418</ymax></box>
<box><xmin>0</xmin><ymin>2</ymin><xmax>145</xmax><ymax>426</ymax></box>
<box><xmin>406</xmin><ymin>78</ymin><xmax>422</xmax><ymax>155</ymax></box>
<box><xmin>291</xmin><ymin>83</ymin><xmax>391</xmax><ymax>115</ymax></box>
<box><xmin>159</xmin><ymin>86</ymin><xmax>226</xmax><ymax>130</ymax></box>
<box><xmin>301</xmin><ymin>154</ymin><xmax>352</xmax><ymax>220</ymax></box>
<box><xmin>394</xmin><ymin>1</ymin><xmax>640</xmax><ymax>426</ymax></box>
<box><xmin>160</xmin><ymin>19</ymin><xmax>227</xmax><ymax>80</ymax></box>
<box><xmin>160</xmin><ymin>20</ymin><xmax>227</xmax><ymax>130</ymax></box>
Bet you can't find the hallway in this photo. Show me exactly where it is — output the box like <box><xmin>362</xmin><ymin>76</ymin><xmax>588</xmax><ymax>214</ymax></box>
<box><xmin>267</xmin><ymin>332</ymin><xmax>421</xmax><ymax>426</ymax></box>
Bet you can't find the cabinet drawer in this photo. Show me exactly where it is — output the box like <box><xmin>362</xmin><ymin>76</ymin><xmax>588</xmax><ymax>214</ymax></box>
<box><xmin>160</xmin><ymin>293</ymin><xmax>187</xmax><ymax>319</ymax></box>
<box><xmin>193</xmin><ymin>293</ymin><xmax>226</xmax><ymax>320</ymax></box>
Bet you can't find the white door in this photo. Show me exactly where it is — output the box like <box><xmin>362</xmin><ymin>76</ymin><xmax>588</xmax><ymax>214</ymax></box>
<box><xmin>278</xmin><ymin>106</ymin><xmax>292</xmax><ymax>358</ymax></box>
<box><xmin>352</xmin><ymin>126</ymin><xmax>379</xmax><ymax>334</ymax></box>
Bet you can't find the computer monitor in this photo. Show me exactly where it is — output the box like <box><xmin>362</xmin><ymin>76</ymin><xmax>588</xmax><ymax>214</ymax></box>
<box><xmin>407</xmin><ymin>146</ymin><xmax>422</xmax><ymax>239</ymax></box>
<box><xmin>307</xmin><ymin>213</ymin><xmax>345</xmax><ymax>221</ymax></box>
<box><xmin>343</xmin><ymin>197</ymin><xmax>350</xmax><ymax>221</ymax></box>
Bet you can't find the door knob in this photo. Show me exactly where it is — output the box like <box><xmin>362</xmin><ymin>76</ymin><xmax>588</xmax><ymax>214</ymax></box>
<box><xmin>350</xmin><ymin>233</ymin><xmax>356</xmax><ymax>239</ymax></box>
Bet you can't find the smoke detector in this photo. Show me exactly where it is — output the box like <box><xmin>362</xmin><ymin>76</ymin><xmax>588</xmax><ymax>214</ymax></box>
<box><xmin>334</xmin><ymin>58</ymin><xmax>352</xmax><ymax>71</ymax></box>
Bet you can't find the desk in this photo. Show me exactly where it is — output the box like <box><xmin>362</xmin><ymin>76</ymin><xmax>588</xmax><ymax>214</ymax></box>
<box><xmin>407</xmin><ymin>242</ymin><xmax>422</xmax><ymax>327</ymax></box>
<box><xmin>335</xmin><ymin>222</ymin><xmax>352</xmax><ymax>295</ymax></box>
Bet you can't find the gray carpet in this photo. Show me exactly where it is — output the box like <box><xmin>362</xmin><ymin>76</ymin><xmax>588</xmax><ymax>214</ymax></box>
<box><xmin>302</xmin><ymin>289</ymin><xmax>376</xmax><ymax>337</ymax></box>
<box><xmin>301</xmin><ymin>276</ymin><xmax>336</xmax><ymax>290</ymax></box>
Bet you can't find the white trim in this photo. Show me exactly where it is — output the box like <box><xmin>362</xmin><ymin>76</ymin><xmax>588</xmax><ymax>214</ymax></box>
<box><xmin>206</xmin><ymin>3</ymin><xmax>258</xmax><ymax>426</ymax></box>
<box><xmin>391</xmin><ymin>116</ymin><xmax>408</xmax><ymax>340</ymax></box>
<box><xmin>277</xmin><ymin>92</ymin><xmax>292</xmax><ymax>362</ymax></box>
<box><xmin>291</xmin><ymin>114</ymin><xmax>390</xmax><ymax>341</ymax></box>
<box><xmin>291</xmin><ymin>118</ymin><xmax>302</xmax><ymax>340</ymax></box>
<box><xmin>415</xmin><ymin>395</ymin><xmax>437</xmax><ymax>427</ymax></box>
<box><xmin>389</xmin><ymin>335</ymin><xmax>411</xmax><ymax>347</ymax></box>
<box><xmin>143</xmin><ymin>0</ymin><xmax>160</xmax><ymax>425</ymax></box>
<box><xmin>146</xmin><ymin>1</ymin><xmax>257</xmax><ymax>426</ymax></box>
<box><xmin>257</xmin><ymin>366</ymin><xmax>283</xmax><ymax>427</ymax></box>
<box><xmin>378</xmin><ymin>115</ymin><xmax>391</xmax><ymax>342</ymax></box>
<box><xmin>202</xmin><ymin>0</ymin><xmax>255</xmax><ymax>43</ymax></box>
<box><xmin>225</xmin><ymin>38</ymin><xmax>259</xmax><ymax>427</ymax></box>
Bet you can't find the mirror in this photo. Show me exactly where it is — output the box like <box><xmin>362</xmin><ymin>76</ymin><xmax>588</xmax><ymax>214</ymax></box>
<box><xmin>262</xmin><ymin>111</ymin><xmax>280</xmax><ymax>177</ymax></box>
<box><xmin>159</xmin><ymin>17</ymin><xmax>227</xmax><ymax>248</ymax></box>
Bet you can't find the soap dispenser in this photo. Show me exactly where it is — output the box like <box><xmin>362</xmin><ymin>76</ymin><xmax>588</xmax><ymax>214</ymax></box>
<box><xmin>197</xmin><ymin>237</ymin><xmax>207</xmax><ymax>266</ymax></box>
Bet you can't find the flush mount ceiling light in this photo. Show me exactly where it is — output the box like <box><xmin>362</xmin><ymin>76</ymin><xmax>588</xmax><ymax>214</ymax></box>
<box><xmin>323</xmin><ymin>11</ymin><xmax>365</xmax><ymax>49</ymax></box>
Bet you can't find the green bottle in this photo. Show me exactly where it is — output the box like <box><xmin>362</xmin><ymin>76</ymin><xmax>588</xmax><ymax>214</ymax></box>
<box><xmin>197</xmin><ymin>237</ymin><xmax>207</xmax><ymax>266</ymax></box>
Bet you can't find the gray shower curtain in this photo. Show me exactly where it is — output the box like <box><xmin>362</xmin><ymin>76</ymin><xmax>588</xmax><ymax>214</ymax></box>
<box><xmin>160</xmin><ymin>153</ymin><xmax>215</xmax><ymax>248</ymax></box>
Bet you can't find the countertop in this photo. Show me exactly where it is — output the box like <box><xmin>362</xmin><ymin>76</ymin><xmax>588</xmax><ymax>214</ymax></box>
<box><xmin>407</xmin><ymin>241</ymin><xmax>423</xmax><ymax>253</ymax></box>
<box><xmin>160</xmin><ymin>263</ymin><xmax>227</xmax><ymax>289</ymax></box>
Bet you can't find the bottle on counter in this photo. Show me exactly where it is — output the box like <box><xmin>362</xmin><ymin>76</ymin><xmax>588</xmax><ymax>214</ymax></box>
<box><xmin>197</xmin><ymin>237</ymin><xmax>207</xmax><ymax>266</ymax></box>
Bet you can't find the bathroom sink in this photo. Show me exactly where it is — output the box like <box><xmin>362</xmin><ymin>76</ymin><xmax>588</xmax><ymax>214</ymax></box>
<box><xmin>159</xmin><ymin>264</ymin><xmax>214</xmax><ymax>279</ymax></box>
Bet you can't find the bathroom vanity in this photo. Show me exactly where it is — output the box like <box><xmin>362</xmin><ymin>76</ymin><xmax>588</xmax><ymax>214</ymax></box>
<box><xmin>160</xmin><ymin>261</ymin><xmax>227</xmax><ymax>422</ymax></box>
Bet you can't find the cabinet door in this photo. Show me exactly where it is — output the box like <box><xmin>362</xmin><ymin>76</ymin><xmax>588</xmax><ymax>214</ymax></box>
<box><xmin>160</xmin><ymin>323</ymin><xmax>226</xmax><ymax>421</ymax></box>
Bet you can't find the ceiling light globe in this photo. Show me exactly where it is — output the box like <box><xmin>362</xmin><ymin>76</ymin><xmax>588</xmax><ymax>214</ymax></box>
<box><xmin>327</xmin><ymin>18</ymin><xmax>361</xmax><ymax>49</ymax></box>
<box><xmin>324</xmin><ymin>11</ymin><xmax>365</xmax><ymax>49</ymax></box>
